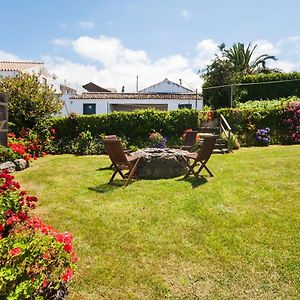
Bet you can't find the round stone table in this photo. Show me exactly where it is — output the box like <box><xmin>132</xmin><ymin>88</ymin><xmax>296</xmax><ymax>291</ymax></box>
<box><xmin>131</xmin><ymin>148</ymin><xmax>189</xmax><ymax>179</ymax></box>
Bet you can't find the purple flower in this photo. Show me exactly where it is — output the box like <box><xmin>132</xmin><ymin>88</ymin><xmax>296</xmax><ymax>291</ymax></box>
<box><xmin>263</xmin><ymin>138</ymin><xmax>269</xmax><ymax>143</ymax></box>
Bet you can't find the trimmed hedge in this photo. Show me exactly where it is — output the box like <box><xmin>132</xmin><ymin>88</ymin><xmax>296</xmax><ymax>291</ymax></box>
<box><xmin>240</xmin><ymin>72</ymin><xmax>300</xmax><ymax>101</ymax></box>
<box><xmin>42</xmin><ymin>100</ymin><xmax>299</xmax><ymax>151</ymax></box>
<box><xmin>51</xmin><ymin>109</ymin><xmax>199</xmax><ymax>148</ymax></box>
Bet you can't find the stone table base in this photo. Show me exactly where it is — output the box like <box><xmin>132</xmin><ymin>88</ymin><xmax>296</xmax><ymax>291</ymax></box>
<box><xmin>132</xmin><ymin>148</ymin><xmax>189</xmax><ymax>179</ymax></box>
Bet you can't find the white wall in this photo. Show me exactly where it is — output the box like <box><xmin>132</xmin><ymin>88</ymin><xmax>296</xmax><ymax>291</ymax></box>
<box><xmin>140</xmin><ymin>79</ymin><xmax>193</xmax><ymax>94</ymax></box>
<box><xmin>61</xmin><ymin>96</ymin><xmax>203</xmax><ymax>115</ymax></box>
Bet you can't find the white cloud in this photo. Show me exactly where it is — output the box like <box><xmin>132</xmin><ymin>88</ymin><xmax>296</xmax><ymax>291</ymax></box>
<box><xmin>181</xmin><ymin>9</ymin><xmax>190</xmax><ymax>19</ymax></box>
<box><xmin>253</xmin><ymin>39</ymin><xmax>280</xmax><ymax>56</ymax></box>
<box><xmin>0</xmin><ymin>50</ymin><xmax>20</xmax><ymax>61</ymax></box>
<box><xmin>72</xmin><ymin>36</ymin><xmax>149</xmax><ymax>67</ymax></box>
<box><xmin>193</xmin><ymin>39</ymin><xmax>220</xmax><ymax>69</ymax></box>
<box><xmin>78</xmin><ymin>21</ymin><xmax>95</xmax><ymax>29</ymax></box>
<box><xmin>45</xmin><ymin>36</ymin><xmax>203</xmax><ymax>91</ymax></box>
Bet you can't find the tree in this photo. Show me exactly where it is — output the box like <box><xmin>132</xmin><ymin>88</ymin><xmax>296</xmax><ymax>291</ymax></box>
<box><xmin>224</xmin><ymin>43</ymin><xmax>277</xmax><ymax>74</ymax></box>
<box><xmin>0</xmin><ymin>73</ymin><xmax>63</xmax><ymax>130</ymax></box>
<box><xmin>201</xmin><ymin>42</ymin><xmax>278</xmax><ymax>108</ymax></box>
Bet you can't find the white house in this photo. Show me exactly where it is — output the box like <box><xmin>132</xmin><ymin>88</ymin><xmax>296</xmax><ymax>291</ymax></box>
<box><xmin>139</xmin><ymin>78</ymin><xmax>194</xmax><ymax>94</ymax></box>
<box><xmin>62</xmin><ymin>78</ymin><xmax>202</xmax><ymax>115</ymax></box>
<box><xmin>0</xmin><ymin>61</ymin><xmax>76</xmax><ymax>95</ymax></box>
<box><xmin>0</xmin><ymin>61</ymin><xmax>58</xmax><ymax>87</ymax></box>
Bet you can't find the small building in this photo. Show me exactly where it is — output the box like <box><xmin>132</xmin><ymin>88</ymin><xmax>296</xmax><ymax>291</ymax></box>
<box><xmin>0</xmin><ymin>61</ymin><xmax>57</xmax><ymax>87</ymax></box>
<box><xmin>0</xmin><ymin>61</ymin><xmax>76</xmax><ymax>95</ymax></box>
<box><xmin>64</xmin><ymin>87</ymin><xmax>202</xmax><ymax>116</ymax></box>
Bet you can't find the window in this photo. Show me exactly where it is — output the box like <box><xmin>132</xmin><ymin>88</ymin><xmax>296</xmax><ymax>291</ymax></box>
<box><xmin>178</xmin><ymin>104</ymin><xmax>192</xmax><ymax>109</ymax></box>
<box><xmin>83</xmin><ymin>103</ymin><xmax>96</xmax><ymax>115</ymax></box>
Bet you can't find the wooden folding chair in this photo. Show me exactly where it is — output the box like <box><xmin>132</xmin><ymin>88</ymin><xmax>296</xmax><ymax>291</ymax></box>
<box><xmin>182</xmin><ymin>130</ymin><xmax>198</xmax><ymax>151</ymax></box>
<box><xmin>103</xmin><ymin>138</ymin><xmax>141</xmax><ymax>186</ymax></box>
<box><xmin>174</xmin><ymin>130</ymin><xmax>198</xmax><ymax>151</ymax></box>
<box><xmin>183</xmin><ymin>136</ymin><xmax>217</xmax><ymax>178</ymax></box>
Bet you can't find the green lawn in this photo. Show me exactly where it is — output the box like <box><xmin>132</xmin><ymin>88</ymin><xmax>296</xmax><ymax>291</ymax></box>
<box><xmin>15</xmin><ymin>146</ymin><xmax>300</xmax><ymax>299</ymax></box>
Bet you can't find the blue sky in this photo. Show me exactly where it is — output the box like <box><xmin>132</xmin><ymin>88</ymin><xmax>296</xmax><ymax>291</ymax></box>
<box><xmin>1</xmin><ymin>0</ymin><xmax>300</xmax><ymax>91</ymax></box>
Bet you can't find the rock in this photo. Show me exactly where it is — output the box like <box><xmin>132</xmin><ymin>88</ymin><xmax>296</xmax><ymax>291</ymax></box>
<box><xmin>132</xmin><ymin>148</ymin><xmax>189</xmax><ymax>179</ymax></box>
<box><xmin>14</xmin><ymin>159</ymin><xmax>29</xmax><ymax>171</ymax></box>
<box><xmin>0</xmin><ymin>161</ymin><xmax>16</xmax><ymax>173</ymax></box>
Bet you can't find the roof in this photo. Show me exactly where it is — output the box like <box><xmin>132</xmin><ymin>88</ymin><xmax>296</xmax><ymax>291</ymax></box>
<box><xmin>0</xmin><ymin>61</ymin><xmax>44</xmax><ymax>72</ymax></box>
<box><xmin>139</xmin><ymin>78</ymin><xmax>194</xmax><ymax>93</ymax></box>
<box><xmin>70</xmin><ymin>92</ymin><xmax>199</xmax><ymax>100</ymax></box>
<box><xmin>82</xmin><ymin>82</ymin><xmax>111</xmax><ymax>93</ymax></box>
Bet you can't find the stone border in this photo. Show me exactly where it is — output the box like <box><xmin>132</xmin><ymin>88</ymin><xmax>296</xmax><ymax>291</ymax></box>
<box><xmin>0</xmin><ymin>159</ymin><xmax>29</xmax><ymax>173</ymax></box>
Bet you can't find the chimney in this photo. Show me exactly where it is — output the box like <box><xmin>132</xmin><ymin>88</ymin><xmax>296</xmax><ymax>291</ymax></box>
<box><xmin>121</xmin><ymin>86</ymin><xmax>125</xmax><ymax>93</ymax></box>
<box><xmin>179</xmin><ymin>79</ymin><xmax>182</xmax><ymax>85</ymax></box>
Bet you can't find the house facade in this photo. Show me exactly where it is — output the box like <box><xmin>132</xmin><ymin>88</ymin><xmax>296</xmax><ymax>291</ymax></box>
<box><xmin>0</xmin><ymin>61</ymin><xmax>76</xmax><ymax>95</ymax></box>
<box><xmin>62</xmin><ymin>78</ymin><xmax>202</xmax><ymax>115</ymax></box>
<box><xmin>63</xmin><ymin>92</ymin><xmax>201</xmax><ymax>115</ymax></box>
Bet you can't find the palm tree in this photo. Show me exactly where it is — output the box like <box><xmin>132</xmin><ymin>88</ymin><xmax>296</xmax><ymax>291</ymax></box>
<box><xmin>224</xmin><ymin>43</ymin><xmax>278</xmax><ymax>74</ymax></box>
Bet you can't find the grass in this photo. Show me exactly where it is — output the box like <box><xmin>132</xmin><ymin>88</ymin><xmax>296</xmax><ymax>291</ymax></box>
<box><xmin>15</xmin><ymin>145</ymin><xmax>300</xmax><ymax>299</ymax></box>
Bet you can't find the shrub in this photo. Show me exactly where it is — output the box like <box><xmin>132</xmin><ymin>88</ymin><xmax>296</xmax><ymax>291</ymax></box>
<box><xmin>0</xmin><ymin>145</ymin><xmax>18</xmax><ymax>163</ymax></box>
<box><xmin>282</xmin><ymin>101</ymin><xmax>300</xmax><ymax>144</ymax></box>
<box><xmin>0</xmin><ymin>221</ymin><xmax>77</xmax><ymax>299</ymax></box>
<box><xmin>50</xmin><ymin>109</ymin><xmax>199</xmax><ymax>149</ymax></box>
<box><xmin>0</xmin><ymin>170</ymin><xmax>77</xmax><ymax>299</ymax></box>
<box><xmin>240</xmin><ymin>72</ymin><xmax>300</xmax><ymax>101</ymax></box>
<box><xmin>0</xmin><ymin>73</ymin><xmax>63</xmax><ymax>130</ymax></box>
<box><xmin>6</xmin><ymin>127</ymin><xmax>55</xmax><ymax>162</ymax></box>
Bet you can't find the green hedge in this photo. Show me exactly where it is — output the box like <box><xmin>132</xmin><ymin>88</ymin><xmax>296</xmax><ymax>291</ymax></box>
<box><xmin>43</xmin><ymin>100</ymin><xmax>299</xmax><ymax>150</ymax></box>
<box><xmin>217</xmin><ymin>107</ymin><xmax>285</xmax><ymax>146</ymax></box>
<box><xmin>240</xmin><ymin>72</ymin><xmax>300</xmax><ymax>101</ymax></box>
<box><xmin>51</xmin><ymin>109</ymin><xmax>200</xmax><ymax>148</ymax></box>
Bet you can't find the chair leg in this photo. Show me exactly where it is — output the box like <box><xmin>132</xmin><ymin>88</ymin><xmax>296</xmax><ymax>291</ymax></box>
<box><xmin>109</xmin><ymin>168</ymin><xmax>125</xmax><ymax>184</ymax></box>
<box><xmin>195</xmin><ymin>161</ymin><xmax>214</xmax><ymax>177</ymax></box>
<box><xmin>109</xmin><ymin>169</ymin><xmax>118</xmax><ymax>184</ymax></box>
<box><xmin>184</xmin><ymin>160</ymin><xmax>197</xmax><ymax>179</ymax></box>
<box><xmin>125</xmin><ymin>158</ymin><xmax>140</xmax><ymax>186</ymax></box>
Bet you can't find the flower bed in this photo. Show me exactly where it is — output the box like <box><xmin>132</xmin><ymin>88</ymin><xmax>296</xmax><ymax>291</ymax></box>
<box><xmin>0</xmin><ymin>170</ymin><xmax>77</xmax><ymax>299</ymax></box>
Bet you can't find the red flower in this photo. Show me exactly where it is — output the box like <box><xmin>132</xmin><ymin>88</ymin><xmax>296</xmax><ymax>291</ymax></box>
<box><xmin>17</xmin><ymin>211</ymin><xmax>28</xmax><ymax>221</ymax></box>
<box><xmin>61</xmin><ymin>267</ymin><xmax>74</xmax><ymax>282</ymax></box>
<box><xmin>8</xmin><ymin>133</ymin><xmax>16</xmax><ymax>138</ymax></box>
<box><xmin>42</xmin><ymin>279</ymin><xmax>48</xmax><ymax>288</ymax></box>
<box><xmin>50</xmin><ymin>128</ymin><xmax>56</xmax><ymax>135</ymax></box>
<box><xmin>63</xmin><ymin>243</ymin><xmax>73</xmax><ymax>253</ymax></box>
<box><xmin>43</xmin><ymin>252</ymin><xmax>51</xmax><ymax>260</ymax></box>
<box><xmin>6</xmin><ymin>215</ymin><xmax>20</xmax><ymax>225</ymax></box>
<box><xmin>0</xmin><ymin>224</ymin><xmax>4</xmax><ymax>233</ymax></box>
<box><xmin>10</xmin><ymin>247</ymin><xmax>22</xmax><ymax>256</ymax></box>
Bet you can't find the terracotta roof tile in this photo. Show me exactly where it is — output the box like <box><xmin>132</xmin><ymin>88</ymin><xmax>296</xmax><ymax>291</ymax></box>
<box><xmin>0</xmin><ymin>61</ymin><xmax>44</xmax><ymax>72</ymax></box>
<box><xmin>70</xmin><ymin>92</ymin><xmax>200</xmax><ymax>100</ymax></box>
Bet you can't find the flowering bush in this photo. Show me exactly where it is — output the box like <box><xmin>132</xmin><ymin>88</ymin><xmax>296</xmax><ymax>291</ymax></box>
<box><xmin>282</xmin><ymin>102</ymin><xmax>300</xmax><ymax>144</ymax></box>
<box><xmin>149</xmin><ymin>131</ymin><xmax>167</xmax><ymax>148</ymax></box>
<box><xmin>5</xmin><ymin>127</ymin><xmax>55</xmax><ymax>162</ymax></box>
<box><xmin>0</xmin><ymin>170</ymin><xmax>77</xmax><ymax>299</ymax></box>
<box><xmin>256</xmin><ymin>127</ymin><xmax>271</xmax><ymax>145</ymax></box>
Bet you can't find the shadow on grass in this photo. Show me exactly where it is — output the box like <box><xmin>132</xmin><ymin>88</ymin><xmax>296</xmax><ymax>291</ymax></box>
<box><xmin>176</xmin><ymin>176</ymin><xmax>208</xmax><ymax>188</ymax></box>
<box><xmin>96</xmin><ymin>166</ymin><xmax>112</xmax><ymax>171</ymax></box>
<box><xmin>88</xmin><ymin>180</ymin><xmax>124</xmax><ymax>193</ymax></box>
